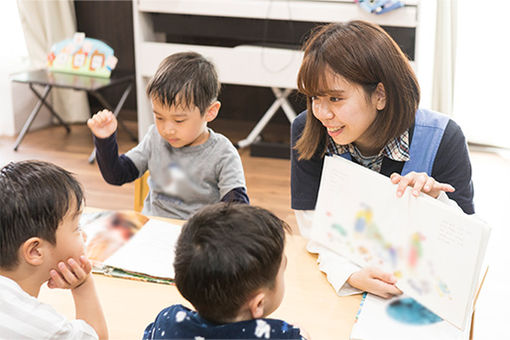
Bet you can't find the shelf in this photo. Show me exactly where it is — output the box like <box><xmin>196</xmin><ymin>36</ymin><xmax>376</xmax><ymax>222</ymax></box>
<box><xmin>138</xmin><ymin>0</ymin><xmax>418</xmax><ymax>28</ymax></box>
<box><xmin>132</xmin><ymin>0</ymin><xmax>426</xmax><ymax>138</ymax></box>
<box><xmin>138</xmin><ymin>42</ymin><xmax>303</xmax><ymax>88</ymax></box>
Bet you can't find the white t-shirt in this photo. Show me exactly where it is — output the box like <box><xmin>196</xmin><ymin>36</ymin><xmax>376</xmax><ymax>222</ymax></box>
<box><xmin>0</xmin><ymin>275</ymin><xmax>98</xmax><ymax>340</ymax></box>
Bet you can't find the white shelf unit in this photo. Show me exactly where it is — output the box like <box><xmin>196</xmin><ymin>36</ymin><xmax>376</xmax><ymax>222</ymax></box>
<box><xmin>132</xmin><ymin>0</ymin><xmax>428</xmax><ymax>140</ymax></box>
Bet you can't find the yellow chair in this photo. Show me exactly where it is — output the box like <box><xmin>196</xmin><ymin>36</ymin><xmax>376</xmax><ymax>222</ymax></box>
<box><xmin>134</xmin><ymin>171</ymin><xmax>150</xmax><ymax>212</ymax></box>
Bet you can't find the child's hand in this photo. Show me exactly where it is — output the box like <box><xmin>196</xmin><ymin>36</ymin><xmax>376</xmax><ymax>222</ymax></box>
<box><xmin>390</xmin><ymin>172</ymin><xmax>455</xmax><ymax>199</ymax></box>
<box><xmin>347</xmin><ymin>267</ymin><xmax>402</xmax><ymax>299</ymax></box>
<box><xmin>48</xmin><ymin>256</ymin><xmax>92</xmax><ymax>290</ymax></box>
<box><xmin>87</xmin><ymin>109</ymin><xmax>118</xmax><ymax>139</ymax></box>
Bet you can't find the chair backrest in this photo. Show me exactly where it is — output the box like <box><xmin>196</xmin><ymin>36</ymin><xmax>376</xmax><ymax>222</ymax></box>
<box><xmin>134</xmin><ymin>171</ymin><xmax>150</xmax><ymax>212</ymax></box>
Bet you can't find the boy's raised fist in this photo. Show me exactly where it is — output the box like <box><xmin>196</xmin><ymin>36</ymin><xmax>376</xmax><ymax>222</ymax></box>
<box><xmin>87</xmin><ymin>109</ymin><xmax>118</xmax><ymax>139</ymax></box>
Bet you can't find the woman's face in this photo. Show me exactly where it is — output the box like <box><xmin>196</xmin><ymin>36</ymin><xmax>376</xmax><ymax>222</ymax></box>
<box><xmin>311</xmin><ymin>71</ymin><xmax>385</xmax><ymax>155</ymax></box>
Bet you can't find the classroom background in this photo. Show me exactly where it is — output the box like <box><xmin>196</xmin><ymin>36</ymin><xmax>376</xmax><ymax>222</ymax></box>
<box><xmin>0</xmin><ymin>1</ymin><xmax>508</xmax><ymax>339</ymax></box>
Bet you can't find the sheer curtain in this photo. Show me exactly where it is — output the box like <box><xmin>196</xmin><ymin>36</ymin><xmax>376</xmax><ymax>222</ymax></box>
<box><xmin>452</xmin><ymin>2</ymin><xmax>510</xmax><ymax>148</ymax></box>
<box><xmin>16</xmin><ymin>0</ymin><xmax>89</xmax><ymax>123</ymax></box>
<box><xmin>431</xmin><ymin>0</ymin><xmax>457</xmax><ymax>116</ymax></box>
<box><xmin>0</xmin><ymin>1</ymin><xmax>30</xmax><ymax>136</ymax></box>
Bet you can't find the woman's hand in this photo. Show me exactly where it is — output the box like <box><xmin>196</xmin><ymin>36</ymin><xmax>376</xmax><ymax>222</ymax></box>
<box><xmin>390</xmin><ymin>172</ymin><xmax>455</xmax><ymax>199</ymax></box>
<box><xmin>347</xmin><ymin>267</ymin><xmax>402</xmax><ymax>299</ymax></box>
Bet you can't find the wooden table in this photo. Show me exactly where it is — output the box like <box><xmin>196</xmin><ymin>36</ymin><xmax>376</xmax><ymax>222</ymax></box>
<box><xmin>38</xmin><ymin>213</ymin><xmax>361</xmax><ymax>339</ymax></box>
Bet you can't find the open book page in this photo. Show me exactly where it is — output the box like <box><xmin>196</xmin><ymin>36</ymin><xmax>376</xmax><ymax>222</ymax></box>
<box><xmin>310</xmin><ymin>156</ymin><xmax>408</xmax><ymax>274</ymax></box>
<box><xmin>350</xmin><ymin>293</ymin><xmax>469</xmax><ymax>340</ymax></box>
<box><xmin>103</xmin><ymin>219</ymin><xmax>182</xmax><ymax>279</ymax></box>
<box><xmin>401</xmin><ymin>197</ymin><xmax>490</xmax><ymax>329</ymax></box>
<box><xmin>81</xmin><ymin>210</ymin><xmax>148</xmax><ymax>267</ymax></box>
<box><xmin>311</xmin><ymin>155</ymin><xmax>490</xmax><ymax>329</ymax></box>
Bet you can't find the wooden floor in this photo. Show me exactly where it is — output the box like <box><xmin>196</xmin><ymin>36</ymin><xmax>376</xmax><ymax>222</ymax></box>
<box><xmin>1</xmin><ymin>121</ymin><xmax>509</xmax><ymax>339</ymax></box>
<box><xmin>0</xmin><ymin>121</ymin><xmax>298</xmax><ymax>231</ymax></box>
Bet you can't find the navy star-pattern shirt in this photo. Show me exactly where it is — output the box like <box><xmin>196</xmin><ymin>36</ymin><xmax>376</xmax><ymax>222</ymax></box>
<box><xmin>142</xmin><ymin>304</ymin><xmax>306</xmax><ymax>340</ymax></box>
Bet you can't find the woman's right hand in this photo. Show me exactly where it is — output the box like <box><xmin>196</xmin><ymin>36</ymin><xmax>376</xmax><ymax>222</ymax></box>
<box><xmin>347</xmin><ymin>267</ymin><xmax>402</xmax><ymax>298</ymax></box>
<box><xmin>87</xmin><ymin>109</ymin><xmax>118</xmax><ymax>139</ymax></box>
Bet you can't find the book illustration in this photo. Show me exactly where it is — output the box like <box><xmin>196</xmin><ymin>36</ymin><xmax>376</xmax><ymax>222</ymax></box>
<box><xmin>324</xmin><ymin>206</ymin><xmax>399</xmax><ymax>268</ymax></box>
<box><xmin>407</xmin><ymin>232</ymin><xmax>424</xmax><ymax>268</ymax></box>
<box><xmin>81</xmin><ymin>210</ymin><xmax>148</xmax><ymax>266</ymax></box>
<box><xmin>323</xmin><ymin>203</ymin><xmax>452</xmax><ymax>302</ymax></box>
<box><xmin>103</xmin><ymin>217</ymin><xmax>182</xmax><ymax>280</ymax></box>
<box><xmin>353</xmin><ymin>204</ymin><xmax>400</xmax><ymax>268</ymax></box>
<box><xmin>350</xmin><ymin>294</ymin><xmax>468</xmax><ymax>340</ymax></box>
<box><xmin>386</xmin><ymin>297</ymin><xmax>441</xmax><ymax>325</ymax></box>
<box><xmin>80</xmin><ymin>211</ymin><xmax>181</xmax><ymax>284</ymax></box>
<box><xmin>313</xmin><ymin>156</ymin><xmax>490</xmax><ymax>329</ymax></box>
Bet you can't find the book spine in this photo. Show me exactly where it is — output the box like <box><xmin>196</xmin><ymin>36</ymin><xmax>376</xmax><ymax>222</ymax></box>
<box><xmin>355</xmin><ymin>293</ymin><xmax>368</xmax><ymax>323</ymax></box>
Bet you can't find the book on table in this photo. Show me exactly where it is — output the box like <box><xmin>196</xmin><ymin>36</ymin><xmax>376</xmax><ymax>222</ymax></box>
<box><xmin>80</xmin><ymin>210</ymin><xmax>182</xmax><ymax>284</ymax></box>
<box><xmin>311</xmin><ymin>155</ymin><xmax>490</xmax><ymax>330</ymax></box>
<box><xmin>350</xmin><ymin>266</ymin><xmax>487</xmax><ymax>340</ymax></box>
<box><xmin>349</xmin><ymin>292</ymin><xmax>471</xmax><ymax>340</ymax></box>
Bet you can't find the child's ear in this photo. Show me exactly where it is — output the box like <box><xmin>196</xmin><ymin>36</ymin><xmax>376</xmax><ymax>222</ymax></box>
<box><xmin>374</xmin><ymin>82</ymin><xmax>386</xmax><ymax>111</ymax></box>
<box><xmin>247</xmin><ymin>291</ymin><xmax>266</xmax><ymax>319</ymax></box>
<box><xmin>21</xmin><ymin>237</ymin><xmax>46</xmax><ymax>266</ymax></box>
<box><xmin>204</xmin><ymin>101</ymin><xmax>221</xmax><ymax>122</ymax></box>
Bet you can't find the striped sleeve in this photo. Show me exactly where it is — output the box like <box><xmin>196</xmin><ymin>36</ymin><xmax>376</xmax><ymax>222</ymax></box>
<box><xmin>0</xmin><ymin>277</ymin><xmax>98</xmax><ymax>340</ymax></box>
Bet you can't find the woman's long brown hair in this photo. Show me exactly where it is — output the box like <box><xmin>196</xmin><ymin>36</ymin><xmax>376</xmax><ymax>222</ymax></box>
<box><xmin>295</xmin><ymin>21</ymin><xmax>420</xmax><ymax>160</ymax></box>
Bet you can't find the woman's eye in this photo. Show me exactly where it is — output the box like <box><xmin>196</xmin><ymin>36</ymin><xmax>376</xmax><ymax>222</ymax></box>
<box><xmin>329</xmin><ymin>97</ymin><xmax>343</xmax><ymax>102</ymax></box>
<box><xmin>311</xmin><ymin>96</ymin><xmax>318</xmax><ymax>101</ymax></box>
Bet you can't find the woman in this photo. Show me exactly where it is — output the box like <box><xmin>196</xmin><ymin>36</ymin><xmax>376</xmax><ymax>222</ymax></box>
<box><xmin>291</xmin><ymin>21</ymin><xmax>473</xmax><ymax>298</ymax></box>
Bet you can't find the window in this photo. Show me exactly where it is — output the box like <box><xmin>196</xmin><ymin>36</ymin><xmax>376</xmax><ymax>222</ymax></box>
<box><xmin>453</xmin><ymin>3</ymin><xmax>510</xmax><ymax>148</ymax></box>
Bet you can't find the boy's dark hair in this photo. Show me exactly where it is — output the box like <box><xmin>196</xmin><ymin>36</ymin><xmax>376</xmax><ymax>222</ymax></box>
<box><xmin>146</xmin><ymin>51</ymin><xmax>220</xmax><ymax>115</ymax></box>
<box><xmin>174</xmin><ymin>203</ymin><xmax>289</xmax><ymax>323</ymax></box>
<box><xmin>0</xmin><ymin>160</ymin><xmax>83</xmax><ymax>269</ymax></box>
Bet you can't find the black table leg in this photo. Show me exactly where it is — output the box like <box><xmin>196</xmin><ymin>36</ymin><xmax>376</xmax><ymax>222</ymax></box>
<box><xmin>29</xmin><ymin>83</ymin><xmax>71</xmax><ymax>133</ymax></box>
<box><xmin>13</xmin><ymin>85</ymin><xmax>52</xmax><ymax>151</ymax></box>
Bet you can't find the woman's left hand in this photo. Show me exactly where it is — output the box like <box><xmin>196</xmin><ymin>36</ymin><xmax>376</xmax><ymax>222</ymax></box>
<box><xmin>390</xmin><ymin>172</ymin><xmax>455</xmax><ymax>199</ymax></box>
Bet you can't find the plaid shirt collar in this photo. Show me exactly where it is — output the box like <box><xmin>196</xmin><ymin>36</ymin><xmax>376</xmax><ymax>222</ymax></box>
<box><xmin>327</xmin><ymin>130</ymin><xmax>410</xmax><ymax>163</ymax></box>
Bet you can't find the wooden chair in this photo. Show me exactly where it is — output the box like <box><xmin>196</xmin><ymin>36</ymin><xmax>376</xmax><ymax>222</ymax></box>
<box><xmin>134</xmin><ymin>171</ymin><xmax>150</xmax><ymax>212</ymax></box>
<box><xmin>469</xmin><ymin>267</ymin><xmax>489</xmax><ymax>340</ymax></box>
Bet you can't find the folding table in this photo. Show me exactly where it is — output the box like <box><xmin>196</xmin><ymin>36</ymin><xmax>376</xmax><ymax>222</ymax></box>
<box><xmin>10</xmin><ymin>69</ymin><xmax>135</xmax><ymax>162</ymax></box>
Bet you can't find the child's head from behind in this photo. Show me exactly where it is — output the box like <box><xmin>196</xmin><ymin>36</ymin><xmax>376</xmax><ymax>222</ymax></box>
<box><xmin>0</xmin><ymin>161</ymin><xmax>85</xmax><ymax>273</ymax></box>
<box><xmin>296</xmin><ymin>20</ymin><xmax>420</xmax><ymax>159</ymax></box>
<box><xmin>174</xmin><ymin>203</ymin><xmax>289</xmax><ymax>323</ymax></box>
<box><xmin>146</xmin><ymin>52</ymin><xmax>221</xmax><ymax>148</ymax></box>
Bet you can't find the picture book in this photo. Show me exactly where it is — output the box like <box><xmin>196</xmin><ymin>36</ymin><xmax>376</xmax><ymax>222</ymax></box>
<box><xmin>80</xmin><ymin>210</ymin><xmax>182</xmax><ymax>284</ymax></box>
<box><xmin>311</xmin><ymin>155</ymin><xmax>490</xmax><ymax>330</ymax></box>
<box><xmin>350</xmin><ymin>293</ymin><xmax>470</xmax><ymax>340</ymax></box>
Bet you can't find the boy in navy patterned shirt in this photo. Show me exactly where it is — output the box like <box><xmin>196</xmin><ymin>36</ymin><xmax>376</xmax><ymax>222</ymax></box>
<box><xmin>143</xmin><ymin>203</ymin><xmax>308</xmax><ymax>339</ymax></box>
